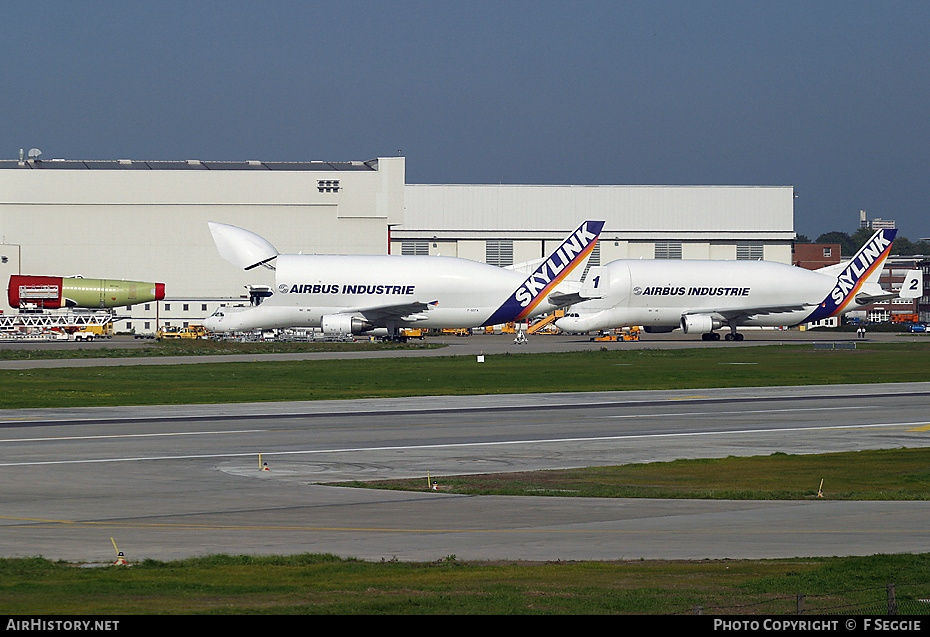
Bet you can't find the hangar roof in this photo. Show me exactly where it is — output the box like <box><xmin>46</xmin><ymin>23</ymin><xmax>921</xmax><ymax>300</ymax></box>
<box><xmin>0</xmin><ymin>159</ymin><xmax>376</xmax><ymax>171</ymax></box>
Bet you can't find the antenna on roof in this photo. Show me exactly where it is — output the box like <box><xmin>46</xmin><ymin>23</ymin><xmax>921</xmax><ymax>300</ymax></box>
<box><xmin>27</xmin><ymin>148</ymin><xmax>42</xmax><ymax>162</ymax></box>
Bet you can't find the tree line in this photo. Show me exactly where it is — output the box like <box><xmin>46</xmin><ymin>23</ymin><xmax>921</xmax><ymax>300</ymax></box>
<box><xmin>795</xmin><ymin>227</ymin><xmax>930</xmax><ymax>257</ymax></box>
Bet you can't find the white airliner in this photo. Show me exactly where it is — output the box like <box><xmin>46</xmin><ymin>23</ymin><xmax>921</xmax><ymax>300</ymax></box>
<box><xmin>554</xmin><ymin>228</ymin><xmax>922</xmax><ymax>341</ymax></box>
<box><xmin>203</xmin><ymin>220</ymin><xmax>604</xmax><ymax>338</ymax></box>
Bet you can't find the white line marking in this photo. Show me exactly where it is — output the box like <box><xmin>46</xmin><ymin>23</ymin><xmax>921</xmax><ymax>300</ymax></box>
<box><xmin>0</xmin><ymin>421</ymin><xmax>925</xmax><ymax>468</ymax></box>
<box><xmin>0</xmin><ymin>430</ymin><xmax>265</xmax><ymax>443</ymax></box>
<box><xmin>607</xmin><ymin>406</ymin><xmax>878</xmax><ymax>419</ymax></box>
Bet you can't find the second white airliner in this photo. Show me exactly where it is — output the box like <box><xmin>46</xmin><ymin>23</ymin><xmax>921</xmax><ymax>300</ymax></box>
<box><xmin>554</xmin><ymin>228</ymin><xmax>921</xmax><ymax>340</ymax></box>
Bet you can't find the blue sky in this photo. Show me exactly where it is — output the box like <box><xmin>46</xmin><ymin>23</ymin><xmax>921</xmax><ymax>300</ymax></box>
<box><xmin>2</xmin><ymin>2</ymin><xmax>928</xmax><ymax>240</ymax></box>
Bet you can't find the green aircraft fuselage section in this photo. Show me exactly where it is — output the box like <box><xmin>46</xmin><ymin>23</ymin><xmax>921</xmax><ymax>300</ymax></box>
<box><xmin>8</xmin><ymin>275</ymin><xmax>166</xmax><ymax>309</ymax></box>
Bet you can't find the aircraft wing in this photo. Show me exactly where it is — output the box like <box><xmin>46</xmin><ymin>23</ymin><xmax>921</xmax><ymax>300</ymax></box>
<box><xmin>686</xmin><ymin>303</ymin><xmax>817</xmax><ymax>322</ymax></box>
<box><xmin>346</xmin><ymin>300</ymin><xmax>438</xmax><ymax>323</ymax></box>
<box><xmin>547</xmin><ymin>291</ymin><xmax>586</xmax><ymax>308</ymax></box>
<box><xmin>854</xmin><ymin>291</ymin><xmax>898</xmax><ymax>304</ymax></box>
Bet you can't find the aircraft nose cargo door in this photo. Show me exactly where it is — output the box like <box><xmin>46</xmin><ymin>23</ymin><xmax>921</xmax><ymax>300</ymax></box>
<box><xmin>208</xmin><ymin>222</ymin><xmax>279</xmax><ymax>270</ymax></box>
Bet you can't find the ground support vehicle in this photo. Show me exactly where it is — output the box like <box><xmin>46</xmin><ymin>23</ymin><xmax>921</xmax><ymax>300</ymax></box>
<box><xmin>156</xmin><ymin>325</ymin><xmax>209</xmax><ymax>340</ymax></box>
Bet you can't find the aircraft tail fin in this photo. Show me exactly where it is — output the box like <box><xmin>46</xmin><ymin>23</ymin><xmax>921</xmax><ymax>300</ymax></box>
<box><xmin>482</xmin><ymin>220</ymin><xmax>604</xmax><ymax>326</ymax></box>
<box><xmin>806</xmin><ymin>228</ymin><xmax>897</xmax><ymax>321</ymax></box>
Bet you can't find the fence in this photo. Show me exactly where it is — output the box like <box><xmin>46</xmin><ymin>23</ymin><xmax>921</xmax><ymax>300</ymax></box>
<box><xmin>682</xmin><ymin>583</ymin><xmax>930</xmax><ymax>615</ymax></box>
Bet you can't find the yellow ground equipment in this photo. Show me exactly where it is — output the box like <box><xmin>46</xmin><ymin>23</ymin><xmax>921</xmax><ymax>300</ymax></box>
<box><xmin>527</xmin><ymin>310</ymin><xmax>564</xmax><ymax>335</ymax></box>
<box><xmin>157</xmin><ymin>324</ymin><xmax>209</xmax><ymax>340</ymax></box>
<box><xmin>590</xmin><ymin>327</ymin><xmax>640</xmax><ymax>342</ymax></box>
<box><xmin>77</xmin><ymin>323</ymin><xmax>113</xmax><ymax>338</ymax></box>
<box><xmin>440</xmin><ymin>328</ymin><xmax>471</xmax><ymax>337</ymax></box>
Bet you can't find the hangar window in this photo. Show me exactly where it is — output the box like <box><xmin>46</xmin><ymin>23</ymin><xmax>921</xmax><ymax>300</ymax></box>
<box><xmin>317</xmin><ymin>179</ymin><xmax>340</xmax><ymax>193</ymax></box>
<box><xmin>737</xmin><ymin>241</ymin><xmax>764</xmax><ymax>260</ymax></box>
<box><xmin>401</xmin><ymin>241</ymin><xmax>429</xmax><ymax>256</ymax></box>
<box><xmin>486</xmin><ymin>240</ymin><xmax>514</xmax><ymax>267</ymax></box>
<box><xmin>823</xmin><ymin>247</ymin><xmax>832</xmax><ymax>258</ymax></box>
<box><xmin>654</xmin><ymin>241</ymin><xmax>682</xmax><ymax>260</ymax></box>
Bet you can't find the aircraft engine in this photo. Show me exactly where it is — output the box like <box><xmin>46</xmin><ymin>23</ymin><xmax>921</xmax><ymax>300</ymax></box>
<box><xmin>321</xmin><ymin>314</ymin><xmax>374</xmax><ymax>335</ymax></box>
<box><xmin>680</xmin><ymin>314</ymin><xmax>722</xmax><ymax>334</ymax></box>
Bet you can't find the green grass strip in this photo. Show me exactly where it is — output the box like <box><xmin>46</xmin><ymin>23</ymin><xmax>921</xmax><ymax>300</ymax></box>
<box><xmin>0</xmin><ymin>339</ymin><xmax>441</xmax><ymax>360</ymax></box>
<box><xmin>340</xmin><ymin>448</ymin><xmax>930</xmax><ymax>500</ymax></box>
<box><xmin>2</xmin><ymin>342</ymin><xmax>930</xmax><ymax>409</ymax></box>
<box><xmin>1</xmin><ymin>553</ymin><xmax>929</xmax><ymax>615</ymax></box>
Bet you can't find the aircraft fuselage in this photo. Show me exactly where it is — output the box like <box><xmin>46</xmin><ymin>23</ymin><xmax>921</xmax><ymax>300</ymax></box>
<box><xmin>556</xmin><ymin>259</ymin><xmax>880</xmax><ymax>333</ymax></box>
<box><xmin>206</xmin><ymin>253</ymin><xmax>566</xmax><ymax>332</ymax></box>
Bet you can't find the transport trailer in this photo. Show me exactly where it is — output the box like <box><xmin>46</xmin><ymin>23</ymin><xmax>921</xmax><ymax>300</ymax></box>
<box><xmin>0</xmin><ymin>310</ymin><xmax>116</xmax><ymax>340</ymax></box>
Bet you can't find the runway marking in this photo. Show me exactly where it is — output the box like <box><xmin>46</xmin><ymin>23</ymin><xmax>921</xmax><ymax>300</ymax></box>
<box><xmin>0</xmin><ymin>515</ymin><xmax>911</xmax><ymax>535</ymax></box>
<box><xmin>0</xmin><ymin>429</ymin><xmax>265</xmax><ymax>444</ymax></box>
<box><xmin>0</xmin><ymin>421</ymin><xmax>926</xmax><ymax>468</ymax></box>
<box><xmin>907</xmin><ymin>424</ymin><xmax>930</xmax><ymax>432</ymax></box>
<box><xmin>606</xmin><ymin>406</ymin><xmax>877</xmax><ymax>419</ymax></box>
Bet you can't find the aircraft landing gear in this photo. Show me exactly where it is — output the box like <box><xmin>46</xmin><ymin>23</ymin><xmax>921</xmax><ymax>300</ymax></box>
<box><xmin>383</xmin><ymin>324</ymin><xmax>408</xmax><ymax>343</ymax></box>
<box><xmin>702</xmin><ymin>330</ymin><xmax>744</xmax><ymax>341</ymax></box>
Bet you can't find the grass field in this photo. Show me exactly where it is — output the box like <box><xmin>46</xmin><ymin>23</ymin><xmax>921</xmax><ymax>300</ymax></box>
<box><xmin>0</xmin><ymin>338</ymin><xmax>440</xmax><ymax>360</ymax></box>
<box><xmin>1</xmin><ymin>553</ymin><xmax>928</xmax><ymax>615</ymax></box>
<box><xmin>3</xmin><ymin>341</ymin><xmax>930</xmax><ymax>409</ymax></box>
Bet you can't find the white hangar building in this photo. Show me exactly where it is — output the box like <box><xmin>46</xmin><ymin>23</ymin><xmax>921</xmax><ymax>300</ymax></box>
<box><xmin>0</xmin><ymin>155</ymin><xmax>794</xmax><ymax>332</ymax></box>
<box><xmin>396</xmin><ymin>184</ymin><xmax>795</xmax><ymax>265</ymax></box>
